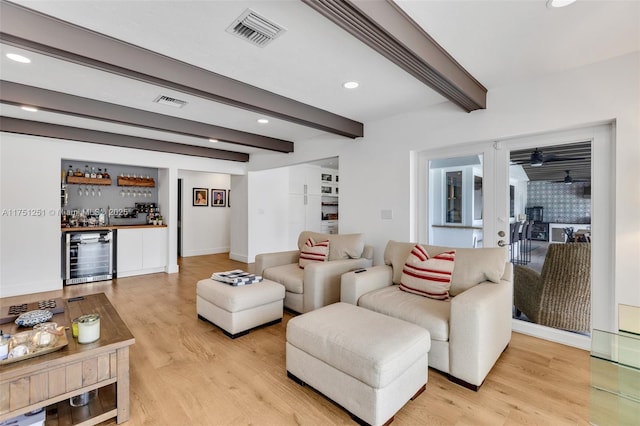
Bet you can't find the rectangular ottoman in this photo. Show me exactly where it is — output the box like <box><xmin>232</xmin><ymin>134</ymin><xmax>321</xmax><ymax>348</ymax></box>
<box><xmin>286</xmin><ymin>302</ymin><xmax>430</xmax><ymax>426</ymax></box>
<box><xmin>197</xmin><ymin>278</ymin><xmax>285</xmax><ymax>338</ymax></box>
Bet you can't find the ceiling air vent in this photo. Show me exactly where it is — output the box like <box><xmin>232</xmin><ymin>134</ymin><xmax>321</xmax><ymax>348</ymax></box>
<box><xmin>153</xmin><ymin>95</ymin><xmax>187</xmax><ymax>108</ymax></box>
<box><xmin>226</xmin><ymin>8</ymin><xmax>286</xmax><ymax>47</ymax></box>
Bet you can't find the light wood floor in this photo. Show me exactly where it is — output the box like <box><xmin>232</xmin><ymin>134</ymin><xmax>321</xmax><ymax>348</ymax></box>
<box><xmin>2</xmin><ymin>254</ymin><xmax>592</xmax><ymax>425</ymax></box>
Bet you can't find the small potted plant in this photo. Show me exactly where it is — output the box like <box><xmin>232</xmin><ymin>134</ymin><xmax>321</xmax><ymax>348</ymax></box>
<box><xmin>157</xmin><ymin>216</ymin><xmax>163</xmax><ymax>225</ymax></box>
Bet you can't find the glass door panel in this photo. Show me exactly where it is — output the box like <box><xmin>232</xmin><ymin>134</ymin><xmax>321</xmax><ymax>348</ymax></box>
<box><xmin>418</xmin><ymin>125</ymin><xmax>612</xmax><ymax>345</ymax></box>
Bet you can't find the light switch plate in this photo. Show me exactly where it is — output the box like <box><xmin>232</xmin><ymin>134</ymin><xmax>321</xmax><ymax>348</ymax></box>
<box><xmin>381</xmin><ymin>209</ymin><xmax>393</xmax><ymax>220</ymax></box>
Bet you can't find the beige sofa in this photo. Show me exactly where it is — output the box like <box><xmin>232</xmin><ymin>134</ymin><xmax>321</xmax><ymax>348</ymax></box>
<box><xmin>255</xmin><ymin>231</ymin><xmax>373</xmax><ymax>313</ymax></box>
<box><xmin>341</xmin><ymin>240</ymin><xmax>512</xmax><ymax>390</ymax></box>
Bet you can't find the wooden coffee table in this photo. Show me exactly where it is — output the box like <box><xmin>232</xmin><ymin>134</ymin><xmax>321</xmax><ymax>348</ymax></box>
<box><xmin>0</xmin><ymin>293</ymin><xmax>135</xmax><ymax>425</ymax></box>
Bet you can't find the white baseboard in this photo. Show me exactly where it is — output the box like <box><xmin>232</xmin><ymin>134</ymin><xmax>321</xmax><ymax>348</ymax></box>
<box><xmin>512</xmin><ymin>318</ymin><xmax>591</xmax><ymax>351</ymax></box>
<box><xmin>229</xmin><ymin>252</ymin><xmax>249</xmax><ymax>263</ymax></box>
<box><xmin>182</xmin><ymin>247</ymin><xmax>230</xmax><ymax>257</ymax></box>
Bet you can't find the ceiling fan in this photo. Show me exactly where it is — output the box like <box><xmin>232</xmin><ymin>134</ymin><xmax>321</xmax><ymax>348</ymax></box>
<box><xmin>553</xmin><ymin>170</ymin><xmax>590</xmax><ymax>184</ymax></box>
<box><xmin>512</xmin><ymin>148</ymin><xmax>588</xmax><ymax>167</ymax></box>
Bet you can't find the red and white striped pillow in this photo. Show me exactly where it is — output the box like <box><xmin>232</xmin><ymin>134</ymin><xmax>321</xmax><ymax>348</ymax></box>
<box><xmin>399</xmin><ymin>245</ymin><xmax>456</xmax><ymax>300</ymax></box>
<box><xmin>299</xmin><ymin>237</ymin><xmax>330</xmax><ymax>268</ymax></box>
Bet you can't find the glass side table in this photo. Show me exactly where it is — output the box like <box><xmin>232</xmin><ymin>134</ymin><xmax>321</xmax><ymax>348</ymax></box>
<box><xmin>590</xmin><ymin>329</ymin><xmax>640</xmax><ymax>425</ymax></box>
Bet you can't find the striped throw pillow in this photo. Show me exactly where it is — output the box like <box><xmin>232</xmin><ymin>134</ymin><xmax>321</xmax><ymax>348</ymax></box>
<box><xmin>399</xmin><ymin>245</ymin><xmax>456</xmax><ymax>300</ymax></box>
<box><xmin>299</xmin><ymin>237</ymin><xmax>330</xmax><ymax>268</ymax></box>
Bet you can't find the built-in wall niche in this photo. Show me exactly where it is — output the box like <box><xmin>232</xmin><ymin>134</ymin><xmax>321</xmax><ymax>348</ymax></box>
<box><xmin>61</xmin><ymin>160</ymin><xmax>159</xmax><ymax>225</ymax></box>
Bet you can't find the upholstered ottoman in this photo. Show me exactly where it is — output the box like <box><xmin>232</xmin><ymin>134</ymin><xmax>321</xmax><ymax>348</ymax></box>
<box><xmin>286</xmin><ymin>302</ymin><xmax>430</xmax><ymax>426</ymax></box>
<box><xmin>197</xmin><ymin>278</ymin><xmax>285</xmax><ymax>338</ymax></box>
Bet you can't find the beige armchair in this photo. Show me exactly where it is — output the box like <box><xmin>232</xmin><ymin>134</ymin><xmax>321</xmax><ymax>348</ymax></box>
<box><xmin>514</xmin><ymin>243</ymin><xmax>591</xmax><ymax>333</ymax></box>
<box><xmin>340</xmin><ymin>241</ymin><xmax>512</xmax><ymax>390</ymax></box>
<box><xmin>255</xmin><ymin>231</ymin><xmax>373</xmax><ymax>313</ymax></box>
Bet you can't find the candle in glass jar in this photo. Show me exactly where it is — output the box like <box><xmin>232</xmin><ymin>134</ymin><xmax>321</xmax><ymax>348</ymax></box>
<box><xmin>71</xmin><ymin>318</ymin><xmax>79</xmax><ymax>338</ymax></box>
<box><xmin>77</xmin><ymin>314</ymin><xmax>100</xmax><ymax>344</ymax></box>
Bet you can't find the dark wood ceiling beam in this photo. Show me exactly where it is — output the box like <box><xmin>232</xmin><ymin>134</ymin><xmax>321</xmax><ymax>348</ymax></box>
<box><xmin>0</xmin><ymin>0</ymin><xmax>363</xmax><ymax>139</ymax></box>
<box><xmin>301</xmin><ymin>0</ymin><xmax>487</xmax><ymax>112</ymax></box>
<box><xmin>0</xmin><ymin>117</ymin><xmax>249</xmax><ymax>162</ymax></box>
<box><xmin>0</xmin><ymin>80</ymin><xmax>293</xmax><ymax>153</ymax></box>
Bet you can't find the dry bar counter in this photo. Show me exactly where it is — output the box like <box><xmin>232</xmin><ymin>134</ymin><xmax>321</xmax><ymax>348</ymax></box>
<box><xmin>61</xmin><ymin>225</ymin><xmax>168</xmax><ymax>284</ymax></box>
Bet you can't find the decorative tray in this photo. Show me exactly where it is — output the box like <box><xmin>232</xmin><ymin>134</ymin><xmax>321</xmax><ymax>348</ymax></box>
<box><xmin>0</xmin><ymin>298</ymin><xmax>65</xmax><ymax>325</ymax></box>
<box><xmin>0</xmin><ymin>326</ymin><xmax>69</xmax><ymax>365</ymax></box>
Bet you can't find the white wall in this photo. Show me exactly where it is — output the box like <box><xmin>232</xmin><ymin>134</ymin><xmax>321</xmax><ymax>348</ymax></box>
<box><xmin>229</xmin><ymin>174</ymin><xmax>248</xmax><ymax>262</ymax></box>
<box><xmin>0</xmin><ymin>133</ymin><xmax>245</xmax><ymax>297</ymax></box>
<box><xmin>250</xmin><ymin>53</ymin><xmax>640</xmax><ymax>329</ymax></box>
<box><xmin>246</xmin><ymin>167</ymin><xmax>291</xmax><ymax>261</ymax></box>
<box><xmin>178</xmin><ymin>170</ymin><xmax>231</xmax><ymax>257</ymax></box>
<box><xmin>352</xmin><ymin>53</ymin><xmax>639</xmax><ymax>310</ymax></box>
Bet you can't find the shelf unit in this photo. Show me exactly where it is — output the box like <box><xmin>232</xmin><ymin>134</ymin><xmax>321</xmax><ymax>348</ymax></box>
<box><xmin>66</xmin><ymin>176</ymin><xmax>112</xmax><ymax>185</ymax></box>
<box><xmin>117</xmin><ymin>176</ymin><xmax>155</xmax><ymax>187</ymax></box>
<box><xmin>45</xmin><ymin>383</ymin><xmax>117</xmax><ymax>425</ymax></box>
<box><xmin>321</xmin><ymin>168</ymin><xmax>338</xmax><ymax>233</ymax></box>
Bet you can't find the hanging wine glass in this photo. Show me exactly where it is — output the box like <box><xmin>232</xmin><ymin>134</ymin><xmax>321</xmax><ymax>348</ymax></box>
<box><xmin>97</xmin><ymin>187</ymin><xmax>102</xmax><ymax>197</ymax></box>
<box><xmin>78</xmin><ymin>186</ymin><xmax>82</xmax><ymax>196</ymax></box>
<box><xmin>85</xmin><ymin>187</ymin><xmax>89</xmax><ymax>196</ymax></box>
<box><xmin>91</xmin><ymin>187</ymin><xmax>95</xmax><ymax>197</ymax></box>
<box><xmin>120</xmin><ymin>188</ymin><xmax>125</xmax><ymax>197</ymax></box>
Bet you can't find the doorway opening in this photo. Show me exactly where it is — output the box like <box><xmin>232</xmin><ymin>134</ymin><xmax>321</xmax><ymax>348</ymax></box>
<box><xmin>177</xmin><ymin>178</ymin><xmax>182</xmax><ymax>257</ymax></box>
<box><xmin>509</xmin><ymin>141</ymin><xmax>592</xmax><ymax>336</ymax></box>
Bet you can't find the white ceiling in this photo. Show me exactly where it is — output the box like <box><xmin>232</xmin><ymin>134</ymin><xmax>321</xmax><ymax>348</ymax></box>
<box><xmin>1</xmin><ymin>0</ymin><xmax>638</xmax><ymax>157</ymax></box>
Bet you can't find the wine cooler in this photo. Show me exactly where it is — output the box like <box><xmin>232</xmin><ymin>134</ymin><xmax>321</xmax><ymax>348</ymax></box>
<box><xmin>64</xmin><ymin>231</ymin><xmax>114</xmax><ymax>285</ymax></box>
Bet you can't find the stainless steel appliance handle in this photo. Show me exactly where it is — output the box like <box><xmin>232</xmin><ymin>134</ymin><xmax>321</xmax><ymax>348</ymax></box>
<box><xmin>65</xmin><ymin>233</ymin><xmax>71</xmax><ymax>280</ymax></box>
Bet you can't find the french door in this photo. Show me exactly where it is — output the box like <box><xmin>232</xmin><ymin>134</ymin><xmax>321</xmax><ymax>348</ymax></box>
<box><xmin>417</xmin><ymin>124</ymin><xmax>614</xmax><ymax>348</ymax></box>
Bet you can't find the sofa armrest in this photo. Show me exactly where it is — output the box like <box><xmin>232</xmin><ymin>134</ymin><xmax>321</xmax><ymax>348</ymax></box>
<box><xmin>340</xmin><ymin>265</ymin><xmax>393</xmax><ymax>305</ymax></box>
<box><xmin>302</xmin><ymin>258</ymin><xmax>373</xmax><ymax>313</ymax></box>
<box><xmin>449</xmin><ymin>279</ymin><xmax>513</xmax><ymax>387</ymax></box>
<box><xmin>361</xmin><ymin>244</ymin><xmax>374</xmax><ymax>260</ymax></box>
<box><xmin>513</xmin><ymin>265</ymin><xmax>542</xmax><ymax>319</ymax></box>
<box><xmin>254</xmin><ymin>250</ymin><xmax>300</xmax><ymax>275</ymax></box>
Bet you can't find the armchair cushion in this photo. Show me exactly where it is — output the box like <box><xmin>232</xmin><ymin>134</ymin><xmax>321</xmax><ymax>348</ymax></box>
<box><xmin>359</xmin><ymin>285</ymin><xmax>450</xmax><ymax>342</ymax></box>
<box><xmin>399</xmin><ymin>245</ymin><xmax>455</xmax><ymax>300</ymax></box>
<box><xmin>298</xmin><ymin>231</ymin><xmax>365</xmax><ymax>261</ymax></box>
<box><xmin>298</xmin><ymin>237</ymin><xmax>329</xmax><ymax>268</ymax></box>
<box><xmin>262</xmin><ymin>263</ymin><xmax>304</xmax><ymax>294</ymax></box>
<box><xmin>385</xmin><ymin>241</ymin><xmax>507</xmax><ymax>296</ymax></box>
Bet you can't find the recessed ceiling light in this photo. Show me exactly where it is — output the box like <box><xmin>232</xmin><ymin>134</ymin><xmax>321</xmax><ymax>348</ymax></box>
<box><xmin>546</xmin><ymin>0</ymin><xmax>577</xmax><ymax>8</ymax></box>
<box><xmin>257</xmin><ymin>118</ymin><xmax>269</xmax><ymax>124</ymax></box>
<box><xmin>6</xmin><ymin>53</ymin><xmax>31</xmax><ymax>63</ymax></box>
<box><xmin>343</xmin><ymin>81</ymin><xmax>359</xmax><ymax>89</ymax></box>
<box><xmin>21</xmin><ymin>106</ymin><xmax>38</xmax><ymax>112</ymax></box>
<box><xmin>209</xmin><ymin>138</ymin><xmax>219</xmax><ymax>143</ymax></box>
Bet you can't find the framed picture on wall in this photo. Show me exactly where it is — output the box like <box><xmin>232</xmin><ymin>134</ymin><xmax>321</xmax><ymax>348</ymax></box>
<box><xmin>193</xmin><ymin>188</ymin><xmax>208</xmax><ymax>206</ymax></box>
<box><xmin>211</xmin><ymin>189</ymin><xmax>226</xmax><ymax>207</ymax></box>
